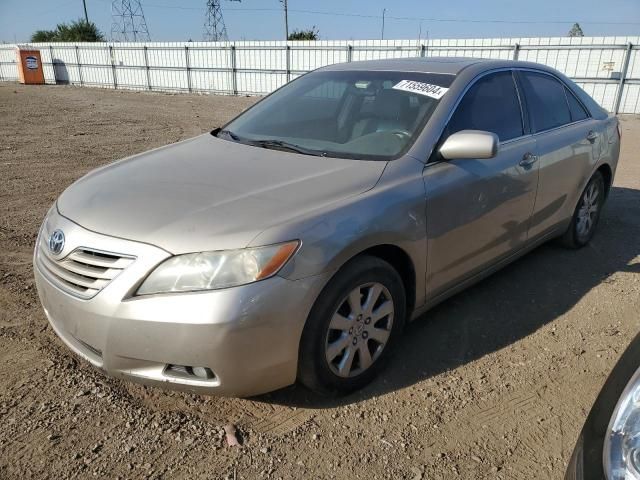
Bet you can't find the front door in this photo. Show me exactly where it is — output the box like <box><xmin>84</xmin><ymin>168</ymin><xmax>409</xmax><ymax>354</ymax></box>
<box><xmin>424</xmin><ymin>70</ymin><xmax>539</xmax><ymax>298</ymax></box>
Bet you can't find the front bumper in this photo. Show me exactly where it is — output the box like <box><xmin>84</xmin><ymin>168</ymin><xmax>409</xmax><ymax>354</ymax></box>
<box><xmin>34</xmin><ymin>210</ymin><xmax>330</xmax><ymax>397</ymax></box>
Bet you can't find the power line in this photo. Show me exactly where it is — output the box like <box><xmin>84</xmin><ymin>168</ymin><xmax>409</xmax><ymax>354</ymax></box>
<box><xmin>289</xmin><ymin>9</ymin><xmax>640</xmax><ymax>26</ymax></box>
<box><xmin>139</xmin><ymin>3</ymin><xmax>640</xmax><ymax>26</ymax></box>
<box><xmin>9</xmin><ymin>0</ymin><xmax>79</xmax><ymax>22</ymax></box>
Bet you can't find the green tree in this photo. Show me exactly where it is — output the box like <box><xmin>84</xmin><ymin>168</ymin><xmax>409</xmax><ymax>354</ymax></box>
<box><xmin>568</xmin><ymin>23</ymin><xmax>584</xmax><ymax>37</ymax></box>
<box><xmin>30</xmin><ymin>19</ymin><xmax>105</xmax><ymax>42</ymax></box>
<box><xmin>288</xmin><ymin>26</ymin><xmax>319</xmax><ymax>41</ymax></box>
<box><xmin>31</xmin><ymin>30</ymin><xmax>58</xmax><ymax>42</ymax></box>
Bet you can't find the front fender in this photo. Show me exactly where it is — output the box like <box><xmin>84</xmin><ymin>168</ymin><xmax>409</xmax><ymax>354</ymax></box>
<box><xmin>250</xmin><ymin>156</ymin><xmax>429</xmax><ymax>309</ymax></box>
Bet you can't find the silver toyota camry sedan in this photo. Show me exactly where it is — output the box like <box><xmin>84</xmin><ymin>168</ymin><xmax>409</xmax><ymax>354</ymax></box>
<box><xmin>34</xmin><ymin>57</ymin><xmax>620</xmax><ymax>397</ymax></box>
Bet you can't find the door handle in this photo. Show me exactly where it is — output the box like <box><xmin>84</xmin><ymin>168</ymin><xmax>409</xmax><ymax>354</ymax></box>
<box><xmin>586</xmin><ymin>131</ymin><xmax>598</xmax><ymax>142</ymax></box>
<box><xmin>519</xmin><ymin>152</ymin><xmax>538</xmax><ymax>167</ymax></box>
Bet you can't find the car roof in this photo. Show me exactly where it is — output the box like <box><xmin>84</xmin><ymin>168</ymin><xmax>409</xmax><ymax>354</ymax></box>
<box><xmin>319</xmin><ymin>56</ymin><xmax>607</xmax><ymax>118</ymax></box>
<box><xmin>320</xmin><ymin>57</ymin><xmax>524</xmax><ymax>75</ymax></box>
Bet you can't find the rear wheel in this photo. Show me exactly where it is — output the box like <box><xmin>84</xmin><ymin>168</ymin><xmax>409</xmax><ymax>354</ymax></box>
<box><xmin>298</xmin><ymin>256</ymin><xmax>406</xmax><ymax>395</ymax></box>
<box><xmin>560</xmin><ymin>171</ymin><xmax>605</xmax><ymax>248</ymax></box>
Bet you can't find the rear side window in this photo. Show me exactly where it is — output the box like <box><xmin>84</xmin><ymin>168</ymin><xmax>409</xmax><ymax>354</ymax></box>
<box><xmin>565</xmin><ymin>88</ymin><xmax>589</xmax><ymax>122</ymax></box>
<box><xmin>446</xmin><ymin>71</ymin><xmax>524</xmax><ymax>142</ymax></box>
<box><xmin>519</xmin><ymin>71</ymin><xmax>571</xmax><ymax>132</ymax></box>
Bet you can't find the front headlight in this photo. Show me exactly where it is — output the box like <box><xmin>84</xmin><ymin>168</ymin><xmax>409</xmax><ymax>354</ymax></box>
<box><xmin>136</xmin><ymin>240</ymin><xmax>299</xmax><ymax>295</ymax></box>
<box><xmin>604</xmin><ymin>366</ymin><xmax>640</xmax><ymax>479</ymax></box>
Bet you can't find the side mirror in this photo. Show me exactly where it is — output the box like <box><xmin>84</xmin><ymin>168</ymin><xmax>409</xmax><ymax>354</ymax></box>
<box><xmin>439</xmin><ymin>130</ymin><xmax>499</xmax><ymax>160</ymax></box>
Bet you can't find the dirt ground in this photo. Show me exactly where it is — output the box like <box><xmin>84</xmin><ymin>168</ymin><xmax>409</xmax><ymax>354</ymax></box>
<box><xmin>0</xmin><ymin>83</ymin><xmax>639</xmax><ymax>480</ymax></box>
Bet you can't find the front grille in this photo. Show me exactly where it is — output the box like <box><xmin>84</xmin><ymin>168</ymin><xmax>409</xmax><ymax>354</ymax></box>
<box><xmin>36</xmin><ymin>235</ymin><xmax>135</xmax><ymax>299</ymax></box>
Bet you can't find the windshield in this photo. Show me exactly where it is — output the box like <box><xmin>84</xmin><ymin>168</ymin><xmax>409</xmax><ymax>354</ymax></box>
<box><xmin>217</xmin><ymin>70</ymin><xmax>454</xmax><ymax>160</ymax></box>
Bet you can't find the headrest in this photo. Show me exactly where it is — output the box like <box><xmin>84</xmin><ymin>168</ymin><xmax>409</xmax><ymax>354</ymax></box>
<box><xmin>372</xmin><ymin>89</ymin><xmax>410</xmax><ymax>121</ymax></box>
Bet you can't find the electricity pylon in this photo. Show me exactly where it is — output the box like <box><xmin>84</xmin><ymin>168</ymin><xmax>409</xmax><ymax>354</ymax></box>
<box><xmin>204</xmin><ymin>0</ymin><xmax>241</xmax><ymax>42</ymax></box>
<box><xmin>111</xmin><ymin>0</ymin><xmax>151</xmax><ymax>42</ymax></box>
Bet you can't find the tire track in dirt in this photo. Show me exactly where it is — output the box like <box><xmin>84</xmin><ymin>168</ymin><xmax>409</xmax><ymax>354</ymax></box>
<box><xmin>2</xmin><ymin>84</ymin><xmax>639</xmax><ymax>479</ymax></box>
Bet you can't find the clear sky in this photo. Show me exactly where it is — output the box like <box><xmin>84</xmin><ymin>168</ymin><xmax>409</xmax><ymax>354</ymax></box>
<box><xmin>1</xmin><ymin>0</ymin><xmax>639</xmax><ymax>43</ymax></box>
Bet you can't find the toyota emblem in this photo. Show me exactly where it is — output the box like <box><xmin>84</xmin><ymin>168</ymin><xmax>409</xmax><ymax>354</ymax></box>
<box><xmin>48</xmin><ymin>229</ymin><xmax>65</xmax><ymax>255</ymax></box>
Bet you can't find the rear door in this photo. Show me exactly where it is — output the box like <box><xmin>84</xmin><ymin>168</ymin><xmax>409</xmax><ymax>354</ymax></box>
<box><xmin>424</xmin><ymin>70</ymin><xmax>540</xmax><ymax>298</ymax></box>
<box><xmin>516</xmin><ymin>70</ymin><xmax>601</xmax><ymax>239</ymax></box>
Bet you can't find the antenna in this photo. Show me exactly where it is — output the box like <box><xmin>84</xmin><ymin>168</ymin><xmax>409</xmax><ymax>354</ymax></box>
<box><xmin>204</xmin><ymin>0</ymin><xmax>241</xmax><ymax>42</ymax></box>
<box><xmin>111</xmin><ymin>0</ymin><xmax>151</xmax><ymax>42</ymax></box>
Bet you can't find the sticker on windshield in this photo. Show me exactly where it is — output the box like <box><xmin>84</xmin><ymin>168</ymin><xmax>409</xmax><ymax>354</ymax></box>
<box><xmin>392</xmin><ymin>80</ymin><xmax>449</xmax><ymax>99</ymax></box>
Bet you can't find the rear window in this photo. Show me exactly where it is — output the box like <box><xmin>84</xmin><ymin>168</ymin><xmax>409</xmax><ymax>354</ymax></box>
<box><xmin>519</xmin><ymin>71</ymin><xmax>572</xmax><ymax>132</ymax></box>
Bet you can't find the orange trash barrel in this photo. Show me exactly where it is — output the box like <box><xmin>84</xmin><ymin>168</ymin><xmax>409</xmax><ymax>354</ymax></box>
<box><xmin>16</xmin><ymin>48</ymin><xmax>45</xmax><ymax>85</ymax></box>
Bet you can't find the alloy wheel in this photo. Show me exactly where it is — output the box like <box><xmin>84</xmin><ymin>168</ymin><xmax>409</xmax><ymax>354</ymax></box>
<box><xmin>324</xmin><ymin>282</ymin><xmax>394</xmax><ymax>378</ymax></box>
<box><xmin>576</xmin><ymin>181</ymin><xmax>600</xmax><ymax>238</ymax></box>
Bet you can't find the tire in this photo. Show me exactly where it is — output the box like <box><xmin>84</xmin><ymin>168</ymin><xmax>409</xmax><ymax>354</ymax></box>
<box><xmin>560</xmin><ymin>171</ymin><xmax>605</xmax><ymax>249</ymax></box>
<box><xmin>298</xmin><ymin>255</ymin><xmax>406</xmax><ymax>395</ymax></box>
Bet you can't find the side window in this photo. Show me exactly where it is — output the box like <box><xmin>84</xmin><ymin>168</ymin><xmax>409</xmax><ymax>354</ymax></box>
<box><xmin>446</xmin><ymin>71</ymin><xmax>524</xmax><ymax>142</ymax></box>
<box><xmin>565</xmin><ymin>88</ymin><xmax>589</xmax><ymax>122</ymax></box>
<box><xmin>519</xmin><ymin>71</ymin><xmax>571</xmax><ymax>132</ymax></box>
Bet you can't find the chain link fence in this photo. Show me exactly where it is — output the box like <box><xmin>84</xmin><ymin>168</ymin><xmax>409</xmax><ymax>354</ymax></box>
<box><xmin>1</xmin><ymin>36</ymin><xmax>638</xmax><ymax>113</ymax></box>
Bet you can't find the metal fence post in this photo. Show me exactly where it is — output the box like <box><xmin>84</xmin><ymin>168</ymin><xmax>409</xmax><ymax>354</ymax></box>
<box><xmin>420</xmin><ymin>44</ymin><xmax>426</xmax><ymax>57</ymax></box>
<box><xmin>75</xmin><ymin>45</ymin><xmax>83</xmax><ymax>86</ymax></box>
<box><xmin>143</xmin><ymin>46</ymin><xmax>151</xmax><ymax>91</ymax></box>
<box><xmin>285</xmin><ymin>44</ymin><xmax>291</xmax><ymax>82</ymax></box>
<box><xmin>49</xmin><ymin>45</ymin><xmax>56</xmax><ymax>83</ymax></box>
<box><xmin>0</xmin><ymin>48</ymin><xmax>4</xmax><ymax>82</ymax></box>
<box><xmin>512</xmin><ymin>43</ymin><xmax>520</xmax><ymax>61</ymax></box>
<box><xmin>613</xmin><ymin>42</ymin><xmax>632</xmax><ymax>115</ymax></box>
<box><xmin>230</xmin><ymin>44</ymin><xmax>238</xmax><ymax>95</ymax></box>
<box><xmin>108</xmin><ymin>45</ymin><xmax>117</xmax><ymax>89</ymax></box>
<box><xmin>346</xmin><ymin>44</ymin><xmax>353</xmax><ymax>62</ymax></box>
<box><xmin>185</xmin><ymin>45</ymin><xmax>192</xmax><ymax>92</ymax></box>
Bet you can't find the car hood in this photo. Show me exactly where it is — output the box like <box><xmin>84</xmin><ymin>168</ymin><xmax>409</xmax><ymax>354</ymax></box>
<box><xmin>57</xmin><ymin>134</ymin><xmax>387</xmax><ymax>254</ymax></box>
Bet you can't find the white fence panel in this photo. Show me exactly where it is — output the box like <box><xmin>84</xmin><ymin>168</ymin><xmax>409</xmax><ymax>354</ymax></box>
<box><xmin>77</xmin><ymin>45</ymin><xmax>111</xmax><ymax>87</ymax></box>
<box><xmin>37</xmin><ymin>46</ymin><xmax>56</xmax><ymax>84</ymax></box>
<box><xmin>0</xmin><ymin>36</ymin><xmax>638</xmax><ymax>113</ymax></box>
<box><xmin>576</xmin><ymin>82</ymin><xmax>620</xmax><ymax>112</ymax></box>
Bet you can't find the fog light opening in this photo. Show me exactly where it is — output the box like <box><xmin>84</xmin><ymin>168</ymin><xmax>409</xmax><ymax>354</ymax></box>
<box><xmin>165</xmin><ymin>364</ymin><xmax>216</xmax><ymax>381</ymax></box>
<box><xmin>191</xmin><ymin>366</ymin><xmax>215</xmax><ymax>380</ymax></box>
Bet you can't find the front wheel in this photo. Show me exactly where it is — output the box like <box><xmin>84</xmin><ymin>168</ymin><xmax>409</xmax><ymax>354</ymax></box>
<box><xmin>560</xmin><ymin>171</ymin><xmax>605</xmax><ymax>248</ymax></box>
<box><xmin>298</xmin><ymin>256</ymin><xmax>406</xmax><ymax>395</ymax></box>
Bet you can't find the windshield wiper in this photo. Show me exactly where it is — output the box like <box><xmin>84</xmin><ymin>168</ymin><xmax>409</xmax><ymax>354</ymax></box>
<box><xmin>217</xmin><ymin>130</ymin><xmax>326</xmax><ymax>157</ymax></box>
<box><xmin>249</xmin><ymin>139</ymin><xmax>326</xmax><ymax>157</ymax></box>
<box><xmin>217</xmin><ymin>129</ymin><xmax>241</xmax><ymax>141</ymax></box>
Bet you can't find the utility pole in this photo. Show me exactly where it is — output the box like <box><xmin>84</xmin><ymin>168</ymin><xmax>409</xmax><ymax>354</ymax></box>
<box><xmin>282</xmin><ymin>0</ymin><xmax>289</xmax><ymax>40</ymax></box>
<box><xmin>381</xmin><ymin>8</ymin><xmax>386</xmax><ymax>40</ymax></box>
<box><xmin>82</xmin><ymin>0</ymin><xmax>89</xmax><ymax>23</ymax></box>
